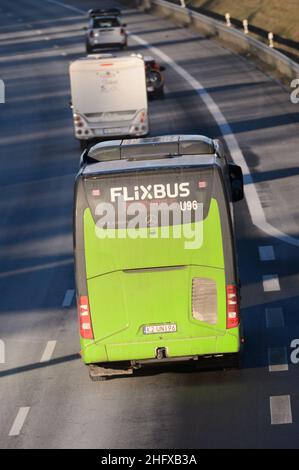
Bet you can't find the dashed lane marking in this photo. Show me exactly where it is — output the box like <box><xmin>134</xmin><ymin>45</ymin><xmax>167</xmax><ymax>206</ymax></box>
<box><xmin>259</xmin><ymin>246</ymin><xmax>275</xmax><ymax>261</ymax></box>
<box><xmin>263</xmin><ymin>275</ymin><xmax>281</xmax><ymax>292</ymax></box>
<box><xmin>62</xmin><ymin>289</ymin><xmax>75</xmax><ymax>307</ymax></box>
<box><xmin>9</xmin><ymin>407</ymin><xmax>30</xmax><ymax>436</ymax></box>
<box><xmin>40</xmin><ymin>341</ymin><xmax>57</xmax><ymax>363</ymax></box>
<box><xmin>265</xmin><ymin>307</ymin><xmax>285</xmax><ymax>328</ymax></box>
<box><xmin>268</xmin><ymin>347</ymin><xmax>289</xmax><ymax>372</ymax></box>
<box><xmin>270</xmin><ymin>396</ymin><xmax>292</xmax><ymax>425</ymax></box>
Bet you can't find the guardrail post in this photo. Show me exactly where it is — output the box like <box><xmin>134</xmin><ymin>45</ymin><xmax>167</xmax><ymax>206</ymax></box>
<box><xmin>225</xmin><ymin>13</ymin><xmax>231</xmax><ymax>27</ymax></box>
<box><xmin>243</xmin><ymin>19</ymin><xmax>249</xmax><ymax>34</ymax></box>
<box><xmin>268</xmin><ymin>32</ymin><xmax>274</xmax><ymax>48</ymax></box>
<box><xmin>180</xmin><ymin>0</ymin><xmax>186</xmax><ymax>7</ymax></box>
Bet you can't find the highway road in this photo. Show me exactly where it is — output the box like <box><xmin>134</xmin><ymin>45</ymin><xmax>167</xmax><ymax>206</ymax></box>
<box><xmin>1</xmin><ymin>0</ymin><xmax>299</xmax><ymax>449</ymax></box>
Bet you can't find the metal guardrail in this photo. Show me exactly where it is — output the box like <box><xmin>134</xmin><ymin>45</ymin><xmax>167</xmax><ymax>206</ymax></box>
<box><xmin>126</xmin><ymin>0</ymin><xmax>299</xmax><ymax>85</ymax></box>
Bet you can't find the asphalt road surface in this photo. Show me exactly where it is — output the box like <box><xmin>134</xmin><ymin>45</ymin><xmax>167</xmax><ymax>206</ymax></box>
<box><xmin>1</xmin><ymin>0</ymin><xmax>299</xmax><ymax>449</ymax></box>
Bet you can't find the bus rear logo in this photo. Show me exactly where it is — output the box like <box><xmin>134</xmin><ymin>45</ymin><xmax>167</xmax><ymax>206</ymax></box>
<box><xmin>110</xmin><ymin>183</ymin><xmax>190</xmax><ymax>202</ymax></box>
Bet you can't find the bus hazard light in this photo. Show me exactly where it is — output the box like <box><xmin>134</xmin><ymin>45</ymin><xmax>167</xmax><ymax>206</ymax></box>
<box><xmin>226</xmin><ymin>285</ymin><xmax>239</xmax><ymax>329</ymax></box>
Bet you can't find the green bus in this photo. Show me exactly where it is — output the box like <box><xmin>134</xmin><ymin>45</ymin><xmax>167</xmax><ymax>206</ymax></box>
<box><xmin>74</xmin><ymin>135</ymin><xmax>244</xmax><ymax>380</ymax></box>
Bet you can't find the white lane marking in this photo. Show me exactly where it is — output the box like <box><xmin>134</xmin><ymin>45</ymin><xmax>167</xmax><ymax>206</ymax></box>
<box><xmin>270</xmin><ymin>396</ymin><xmax>292</xmax><ymax>425</ymax></box>
<box><xmin>45</xmin><ymin>0</ymin><xmax>84</xmax><ymax>14</ymax></box>
<box><xmin>259</xmin><ymin>246</ymin><xmax>275</xmax><ymax>261</ymax></box>
<box><xmin>40</xmin><ymin>340</ymin><xmax>57</xmax><ymax>362</ymax></box>
<box><xmin>265</xmin><ymin>307</ymin><xmax>285</xmax><ymax>328</ymax></box>
<box><xmin>9</xmin><ymin>407</ymin><xmax>30</xmax><ymax>436</ymax></box>
<box><xmin>263</xmin><ymin>275</ymin><xmax>280</xmax><ymax>292</ymax></box>
<box><xmin>43</xmin><ymin>2</ymin><xmax>299</xmax><ymax>248</ymax></box>
<box><xmin>268</xmin><ymin>347</ymin><xmax>289</xmax><ymax>372</ymax></box>
<box><xmin>62</xmin><ymin>289</ymin><xmax>75</xmax><ymax>307</ymax></box>
<box><xmin>0</xmin><ymin>259</ymin><xmax>73</xmax><ymax>279</ymax></box>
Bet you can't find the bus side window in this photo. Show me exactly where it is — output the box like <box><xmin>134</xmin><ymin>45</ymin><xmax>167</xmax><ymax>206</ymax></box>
<box><xmin>228</xmin><ymin>163</ymin><xmax>244</xmax><ymax>202</ymax></box>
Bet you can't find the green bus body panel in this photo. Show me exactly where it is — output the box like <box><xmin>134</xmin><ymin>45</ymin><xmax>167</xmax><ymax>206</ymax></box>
<box><xmin>85</xmin><ymin>199</ymin><xmax>224</xmax><ymax>277</ymax></box>
<box><xmin>80</xmin><ymin>199</ymin><xmax>239</xmax><ymax>363</ymax></box>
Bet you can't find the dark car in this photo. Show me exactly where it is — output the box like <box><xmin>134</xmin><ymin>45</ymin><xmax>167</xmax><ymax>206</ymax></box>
<box><xmin>144</xmin><ymin>56</ymin><xmax>165</xmax><ymax>99</ymax></box>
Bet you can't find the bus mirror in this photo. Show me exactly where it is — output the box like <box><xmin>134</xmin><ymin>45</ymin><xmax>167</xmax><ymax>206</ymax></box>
<box><xmin>229</xmin><ymin>163</ymin><xmax>244</xmax><ymax>202</ymax></box>
<box><xmin>79</xmin><ymin>149</ymin><xmax>89</xmax><ymax>168</ymax></box>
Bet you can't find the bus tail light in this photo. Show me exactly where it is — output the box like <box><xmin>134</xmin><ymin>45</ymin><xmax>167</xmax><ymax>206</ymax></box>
<box><xmin>79</xmin><ymin>296</ymin><xmax>94</xmax><ymax>339</ymax></box>
<box><xmin>130</xmin><ymin>110</ymin><xmax>147</xmax><ymax>134</ymax></box>
<box><xmin>226</xmin><ymin>285</ymin><xmax>239</xmax><ymax>329</ymax></box>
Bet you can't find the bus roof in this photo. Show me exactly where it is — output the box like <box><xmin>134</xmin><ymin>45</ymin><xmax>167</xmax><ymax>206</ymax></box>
<box><xmin>81</xmin><ymin>135</ymin><xmax>224</xmax><ymax>176</ymax></box>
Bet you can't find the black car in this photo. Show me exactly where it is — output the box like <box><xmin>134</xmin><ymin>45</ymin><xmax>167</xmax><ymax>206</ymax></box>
<box><xmin>144</xmin><ymin>56</ymin><xmax>165</xmax><ymax>99</ymax></box>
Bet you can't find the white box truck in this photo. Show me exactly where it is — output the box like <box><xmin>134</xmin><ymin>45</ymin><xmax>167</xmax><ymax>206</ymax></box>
<box><xmin>69</xmin><ymin>54</ymin><xmax>149</xmax><ymax>148</ymax></box>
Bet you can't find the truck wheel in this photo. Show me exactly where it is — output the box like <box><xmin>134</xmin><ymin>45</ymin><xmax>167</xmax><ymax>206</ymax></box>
<box><xmin>86</xmin><ymin>44</ymin><xmax>93</xmax><ymax>54</ymax></box>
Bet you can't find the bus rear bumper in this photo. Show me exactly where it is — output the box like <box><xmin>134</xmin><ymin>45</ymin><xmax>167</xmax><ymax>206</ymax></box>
<box><xmin>81</xmin><ymin>332</ymin><xmax>240</xmax><ymax>365</ymax></box>
<box><xmin>88</xmin><ymin>353</ymin><xmax>241</xmax><ymax>381</ymax></box>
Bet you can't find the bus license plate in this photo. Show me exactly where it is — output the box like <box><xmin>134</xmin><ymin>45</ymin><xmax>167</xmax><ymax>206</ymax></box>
<box><xmin>143</xmin><ymin>324</ymin><xmax>177</xmax><ymax>335</ymax></box>
<box><xmin>103</xmin><ymin>128</ymin><xmax>125</xmax><ymax>135</ymax></box>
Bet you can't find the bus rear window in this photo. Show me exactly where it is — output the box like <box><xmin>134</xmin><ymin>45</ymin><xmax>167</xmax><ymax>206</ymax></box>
<box><xmin>84</xmin><ymin>168</ymin><xmax>214</xmax><ymax>229</ymax></box>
